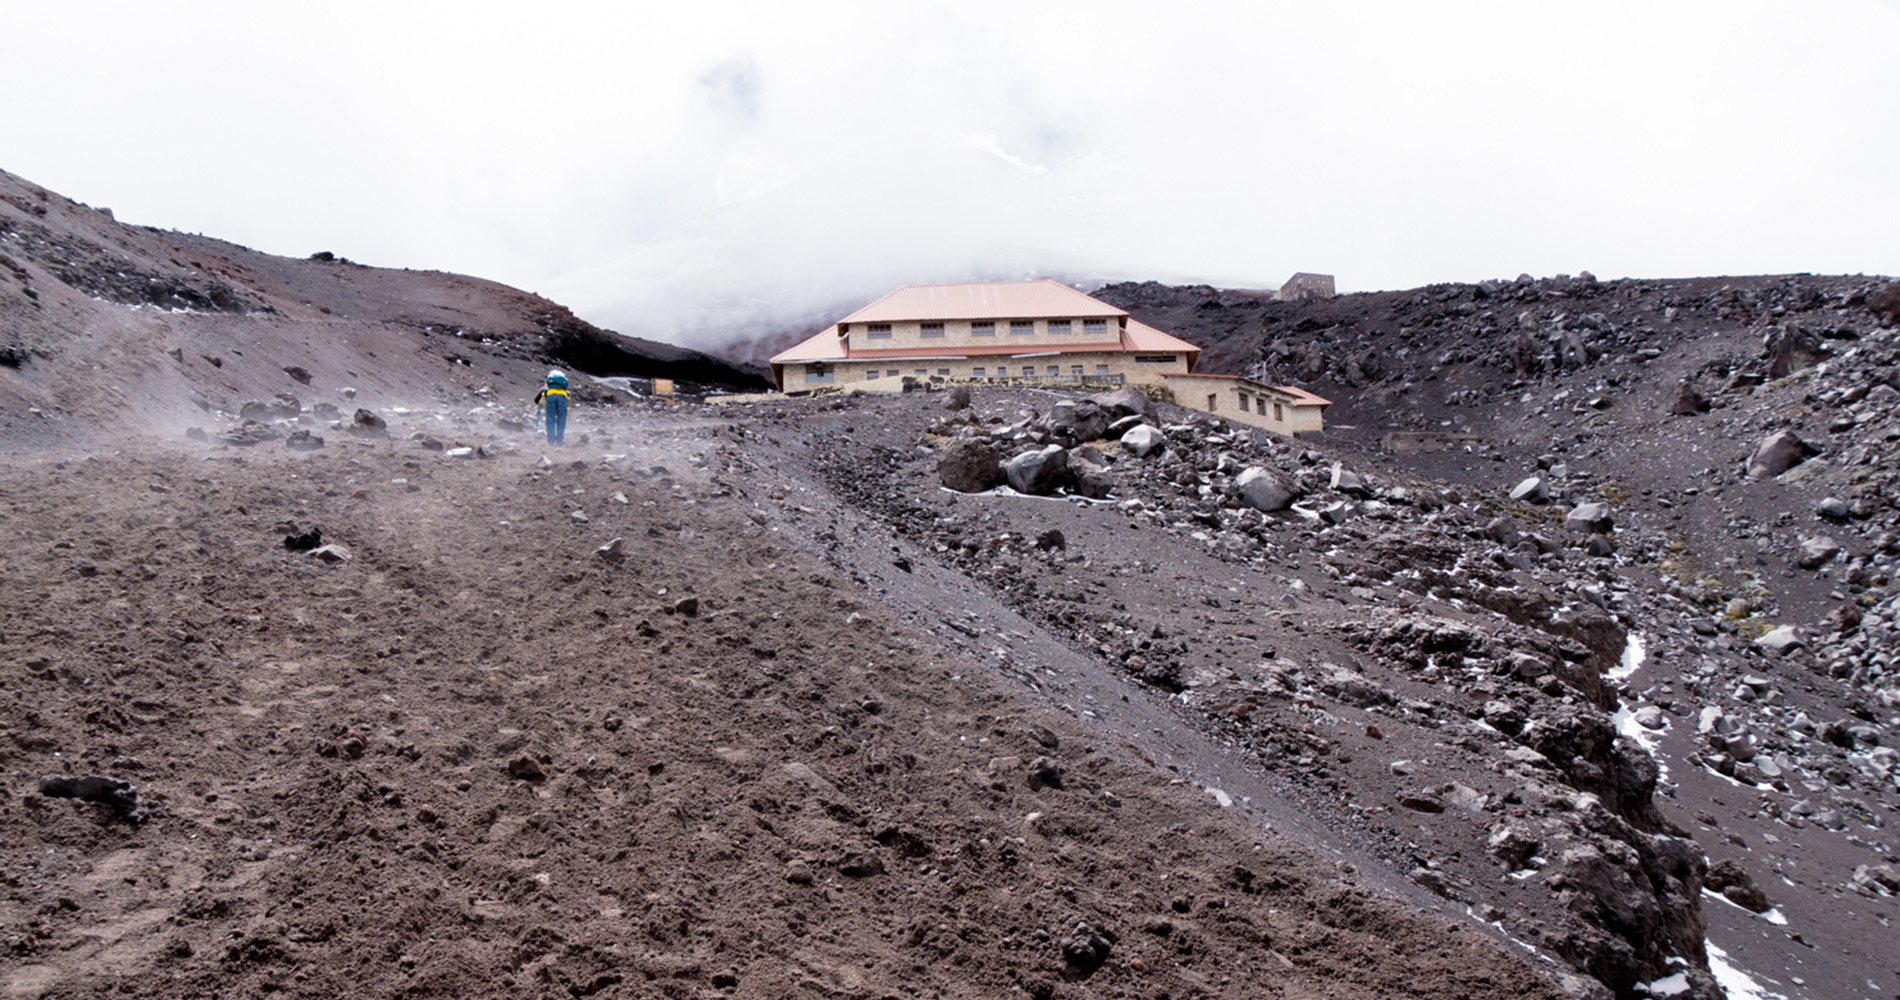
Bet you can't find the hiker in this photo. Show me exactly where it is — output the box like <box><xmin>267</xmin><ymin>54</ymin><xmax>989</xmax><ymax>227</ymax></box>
<box><xmin>535</xmin><ymin>369</ymin><xmax>570</xmax><ymax>445</ymax></box>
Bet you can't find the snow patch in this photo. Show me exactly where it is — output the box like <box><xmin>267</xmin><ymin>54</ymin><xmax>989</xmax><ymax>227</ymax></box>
<box><xmin>1610</xmin><ymin>632</ymin><xmax>1646</xmax><ymax>682</ymax></box>
<box><xmin>1637</xmin><ymin>971</ymin><xmax>1690</xmax><ymax>996</ymax></box>
<box><xmin>1706</xmin><ymin>941</ymin><xmax>1790</xmax><ymax>1000</ymax></box>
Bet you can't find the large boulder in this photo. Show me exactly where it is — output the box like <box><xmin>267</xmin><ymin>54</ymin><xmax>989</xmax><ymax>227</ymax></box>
<box><xmin>1796</xmin><ymin>535</ymin><xmax>1841</xmax><ymax>569</ymax></box>
<box><xmin>1329</xmin><ymin>463</ymin><xmax>1371</xmax><ymax>497</ymax></box>
<box><xmin>938</xmin><ymin>439</ymin><xmax>1003</xmax><ymax>493</ymax></box>
<box><xmin>1005</xmin><ymin>445</ymin><xmax>1071</xmax><ymax>496</ymax></box>
<box><xmin>1120</xmin><ymin>424</ymin><xmax>1165</xmax><ymax>458</ymax></box>
<box><xmin>350</xmin><ymin>408</ymin><xmax>388</xmax><ymax>436</ymax></box>
<box><xmin>1745</xmin><ymin>430</ymin><xmax>1817</xmax><ymax>480</ymax></box>
<box><xmin>1057</xmin><ymin>401</ymin><xmax>1109</xmax><ymax>443</ymax></box>
<box><xmin>1088</xmin><ymin>387</ymin><xmax>1151</xmax><ymax>421</ymax></box>
<box><xmin>1704</xmin><ymin>859</ymin><xmax>1770</xmax><ymax>913</ymax></box>
<box><xmin>1235</xmin><ymin>466</ymin><xmax>1298</xmax><ymax>512</ymax></box>
<box><xmin>1510</xmin><ymin>476</ymin><xmax>1551</xmax><ymax>504</ymax></box>
<box><xmin>1073</xmin><ymin>468</ymin><xmax>1114</xmax><ymax>499</ymax></box>
<box><xmin>1565</xmin><ymin>502</ymin><xmax>1615</xmax><ymax>534</ymax></box>
<box><xmin>1669</xmin><ymin>381</ymin><xmax>1711</xmax><ymax>415</ymax></box>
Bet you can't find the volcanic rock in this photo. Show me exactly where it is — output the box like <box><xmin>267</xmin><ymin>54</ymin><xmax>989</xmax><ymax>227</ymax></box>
<box><xmin>1005</xmin><ymin>445</ymin><xmax>1071</xmax><ymax>495</ymax></box>
<box><xmin>1234</xmin><ymin>466</ymin><xmax>1297</xmax><ymax>512</ymax></box>
<box><xmin>938</xmin><ymin>439</ymin><xmax>1003</xmax><ymax>493</ymax></box>
<box><xmin>1745</xmin><ymin>430</ymin><xmax>1817</xmax><ymax>480</ymax></box>
<box><xmin>1120</xmin><ymin>425</ymin><xmax>1165</xmax><ymax>458</ymax></box>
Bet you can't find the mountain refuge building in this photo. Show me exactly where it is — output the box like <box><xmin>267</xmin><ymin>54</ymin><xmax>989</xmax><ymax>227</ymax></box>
<box><xmin>769</xmin><ymin>280</ymin><xmax>1201</xmax><ymax>391</ymax></box>
<box><xmin>767</xmin><ymin>279</ymin><xmax>1330</xmax><ymax>435</ymax></box>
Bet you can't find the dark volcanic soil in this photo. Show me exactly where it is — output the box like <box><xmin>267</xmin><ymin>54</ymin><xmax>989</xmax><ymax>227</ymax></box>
<box><xmin>0</xmin><ymin>427</ymin><xmax>1566</xmax><ymax>1000</ymax></box>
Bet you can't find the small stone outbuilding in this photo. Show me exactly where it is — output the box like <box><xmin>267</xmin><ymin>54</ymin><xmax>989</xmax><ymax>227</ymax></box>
<box><xmin>1161</xmin><ymin>373</ymin><xmax>1330</xmax><ymax>436</ymax></box>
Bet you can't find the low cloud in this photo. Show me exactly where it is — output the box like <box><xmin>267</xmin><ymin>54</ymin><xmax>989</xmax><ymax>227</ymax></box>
<box><xmin>7</xmin><ymin>2</ymin><xmax>1897</xmax><ymax>349</ymax></box>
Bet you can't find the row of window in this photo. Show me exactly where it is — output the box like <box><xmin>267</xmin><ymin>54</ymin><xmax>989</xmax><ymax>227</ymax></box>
<box><xmin>1207</xmin><ymin>390</ymin><xmax>1284</xmax><ymax>421</ymax></box>
<box><xmin>864</xmin><ymin>318</ymin><xmax>1110</xmax><ymax>339</ymax></box>
<box><xmin>871</xmin><ymin>363</ymin><xmax>1108</xmax><ymax>378</ymax></box>
<box><xmin>805</xmin><ymin>363</ymin><xmax>1118</xmax><ymax>383</ymax></box>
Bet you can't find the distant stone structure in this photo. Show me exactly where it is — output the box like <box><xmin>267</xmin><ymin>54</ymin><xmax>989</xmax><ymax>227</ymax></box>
<box><xmin>1276</xmin><ymin>272</ymin><xmax>1335</xmax><ymax>301</ymax></box>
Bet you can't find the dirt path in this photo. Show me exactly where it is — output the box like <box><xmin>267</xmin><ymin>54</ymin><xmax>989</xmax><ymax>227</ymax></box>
<box><xmin>0</xmin><ymin>420</ymin><xmax>1571</xmax><ymax>1000</ymax></box>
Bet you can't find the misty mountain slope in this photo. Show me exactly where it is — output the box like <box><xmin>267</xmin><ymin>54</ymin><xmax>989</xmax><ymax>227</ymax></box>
<box><xmin>0</xmin><ymin>166</ymin><xmax>768</xmax><ymax>450</ymax></box>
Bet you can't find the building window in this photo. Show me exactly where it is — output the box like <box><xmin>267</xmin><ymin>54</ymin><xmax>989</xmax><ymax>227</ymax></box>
<box><xmin>937</xmin><ymin>367</ymin><xmax>950</xmax><ymax>376</ymax></box>
<box><xmin>1257</xmin><ymin>398</ymin><xmax>1266</xmax><ymax>416</ymax></box>
<box><xmin>1021</xmin><ymin>365</ymin><xmax>1035</xmax><ymax>376</ymax></box>
<box><xmin>804</xmin><ymin>365</ymin><xmax>834</xmax><ymax>384</ymax></box>
<box><xmin>1095</xmin><ymin>364</ymin><xmax>1109</xmax><ymax>374</ymax></box>
<box><xmin>1070</xmin><ymin>364</ymin><xmax>1083</xmax><ymax>375</ymax></box>
<box><xmin>1047</xmin><ymin>365</ymin><xmax>1059</xmax><ymax>376</ymax></box>
<box><xmin>1010</xmin><ymin>320</ymin><xmax>1034</xmax><ymax>336</ymax></box>
<box><xmin>920</xmin><ymin>322</ymin><xmax>945</xmax><ymax>338</ymax></box>
<box><xmin>1084</xmin><ymin>318</ymin><xmax>1107</xmax><ymax>336</ymax></box>
<box><xmin>1135</xmin><ymin>354</ymin><xmax>1175</xmax><ymax>364</ymax></box>
<box><xmin>1238</xmin><ymin>392</ymin><xmax>1249</xmax><ymax>410</ymax></box>
<box><xmin>972</xmin><ymin>366</ymin><xmax>985</xmax><ymax>377</ymax></box>
<box><xmin>867</xmin><ymin>324</ymin><xmax>892</xmax><ymax>339</ymax></box>
<box><xmin>1208</xmin><ymin>394</ymin><xmax>1218</xmax><ymax>411</ymax></box>
<box><xmin>1047</xmin><ymin>319</ymin><xmax>1071</xmax><ymax>335</ymax></box>
<box><xmin>915</xmin><ymin>369</ymin><xmax>927</xmax><ymax>377</ymax></box>
<box><xmin>971</xmin><ymin>321</ymin><xmax>995</xmax><ymax>337</ymax></box>
<box><xmin>1273</xmin><ymin>402</ymin><xmax>1284</xmax><ymax>421</ymax></box>
<box><xmin>886</xmin><ymin>370</ymin><xmax>900</xmax><ymax>378</ymax></box>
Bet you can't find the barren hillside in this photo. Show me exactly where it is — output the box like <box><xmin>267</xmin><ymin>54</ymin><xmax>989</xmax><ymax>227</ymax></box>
<box><xmin>3</xmin><ymin>168</ymin><xmax>1897</xmax><ymax>1000</ymax></box>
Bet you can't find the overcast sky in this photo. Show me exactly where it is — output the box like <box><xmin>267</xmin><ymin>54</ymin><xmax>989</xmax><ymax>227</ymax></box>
<box><xmin>8</xmin><ymin>1</ymin><xmax>1898</xmax><ymax>346</ymax></box>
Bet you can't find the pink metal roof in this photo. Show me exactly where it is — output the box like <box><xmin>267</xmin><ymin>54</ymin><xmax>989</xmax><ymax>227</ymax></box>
<box><xmin>1121</xmin><ymin>319</ymin><xmax>1200</xmax><ymax>356</ymax></box>
<box><xmin>840</xmin><ymin>279</ymin><xmax>1127</xmax><ymax>324</ymax></box>
<box><xmin>770</xmin><ymin>328</ymin><xmax>848</xmax><ymax>364</ymax></box>
<box><xmin>769</xmin><ymin>283</ymin><xmax>1205</xmax><ymax>374</ymax></box>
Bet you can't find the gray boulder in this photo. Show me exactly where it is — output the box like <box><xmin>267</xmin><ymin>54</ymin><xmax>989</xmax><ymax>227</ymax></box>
<box><xmin>1005</xmin><ymin>445</ymin><xmax>1071</xmax><ymax>495</ymax></box>
<box><xmin>1755</xmin><ymin>626</ymin><xmax>1803</xmax><ymax>655</ymax></box>
<box><xmin>1746</xmin><ymin>430</ymin><xmax>1817</xmax><ymax>480</ymax></box>
<box><xmin>1510</xmin><ymin>476</ymin><xmax>1550</xmax><ymax>504</ymax></box>
<box><xmin>1088</xmin><ymin>387</ymin><xmax>1150</xmax><ymax>420</ymax></box>
<box><xmin>350</xmin><ymin>408</ymin><xmax>388</xmax><ymax>436</ymax></box>
<box><xmin>938</xmin><ymin>439</ymin><xmax>1003</xmax><ymax>493</ymax></box>
<box><xmin>1796</xmin><ymin>535</ymin><xmax>1841</xmax><ymax>569</ymax></box>
<box><xmin>1050</xmin><ymin>399</ymin><xmax>1109</xmax><ymax>443</ymax></box>
<box><xmin>1073</xmin><ymin>469</ymin><xmax>1115</xmax><ymax>500</ymax></box>
<box><xmin>1330</xmin><ymin>463</ymin><xmax>1370</xmax><ymax>497</ymax></box>
<box><xmin>1235</xmin><ymin>466</ymin><xmax>1298</xmax><ymax>512</ymax></box>
<box><xmin>1106</xmin><ymin>414</ymin><xmax>1147</xmax><ymax>440</ymax></box>
<box><xmin>284</xmin><ymin>430</ymin><xmax>325</xmax><ymax>451</ymax></box>
<box><xmin>1120</xmin><ymin>424</ymin><xmax>1165</xmax><ymax>458</ymax></box>
<box><xmin>1565</xmin><ymin>501</ymin><xmax>1614</xmax><ymax>534</ymax></box>
<box><xmin>1704</xmin><ymin>859</ymin><xmax>1770</xmax><ymax>912</ymax></box>
<box><xmin>1669</xmin><ymin>382</ymin><xmax>1711</xmax><ymax>415</ymax></box>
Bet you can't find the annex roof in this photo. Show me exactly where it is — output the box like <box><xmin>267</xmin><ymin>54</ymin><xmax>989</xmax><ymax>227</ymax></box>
<box><xmin>839</xmin><ymin>279</ymin><xmax>1127</xmax><ymax>324</ymax></box>
<box><xmin>1162</xmin><ymin>371</ymin><xmax>1331</xmax><ymax>407</ymax></box>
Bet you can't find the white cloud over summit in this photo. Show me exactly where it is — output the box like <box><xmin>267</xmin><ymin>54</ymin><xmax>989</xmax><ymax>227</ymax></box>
<box><xmin>6</xmin><ymin>1</ymin><xmax>1897</xmax><ymax>347</ymax></box>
